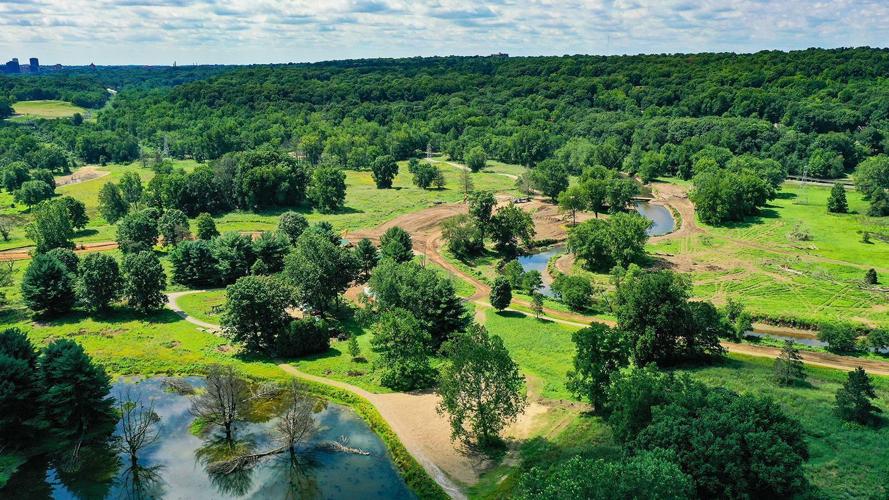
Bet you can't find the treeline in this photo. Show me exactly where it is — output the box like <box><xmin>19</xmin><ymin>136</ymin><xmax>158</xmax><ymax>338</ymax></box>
<box><xmin>87</xmin><ymin>48</ymin><xmax>889</xmax><ymax>178</ymax></box>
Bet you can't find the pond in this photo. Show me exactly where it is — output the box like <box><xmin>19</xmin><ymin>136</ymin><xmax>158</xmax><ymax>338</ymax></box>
<box><xmin>517</xmin><ymin>246</ymin><xmax>565</xmax><ymax>297</ymax></box>
<box><xmin>634</xmin><ymin>201</ymin><xmax>676</xmax><ymax>236</ymax></box>
<box><xmin>745</xmin><ymin>330</ymin><xmax>827</xmax><ymax>348</ymax></box>
<box><xmin>2</xmin><ymin>378</ymin><xmax>414</xmax><ymax>500</ymax></box>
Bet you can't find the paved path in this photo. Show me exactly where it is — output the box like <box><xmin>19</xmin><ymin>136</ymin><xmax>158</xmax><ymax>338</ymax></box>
<box><xmin>165</xmin><ymin>290</ymin><xmax>221</xmax><ymax>332</ymax></box>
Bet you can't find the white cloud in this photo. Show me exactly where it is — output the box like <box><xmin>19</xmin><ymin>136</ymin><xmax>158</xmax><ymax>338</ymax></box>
<box><xmin>0</xmin><ymin>0</ymin><xmax>887</xmax><ymax>64</ymax></box>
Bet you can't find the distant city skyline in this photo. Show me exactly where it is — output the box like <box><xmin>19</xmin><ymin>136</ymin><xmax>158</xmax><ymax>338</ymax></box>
<box><xmin>1</xmin><ymin>0</ymin><xmax>888</xmax><ymax>66</ymax></box>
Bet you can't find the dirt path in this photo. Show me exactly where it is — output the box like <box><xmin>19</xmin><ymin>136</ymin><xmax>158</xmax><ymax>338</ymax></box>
<box><xmin>165</xmin><ymin>290</ymin><xmax>221</xmax><ymax>332</ymax></box>
<box><xmin>724</xmin><ymin>342</ymin><xmax>889</xmax><ymax>376</ymax></box>
<box><xmin>0</xmin><ymin>241</ymin><xmax>119</xmax><ymax>261</ymax></box>
<box><xmin>55</xmin><ymin>165</ymin><xmax>109</xmax><ymax>187</ymax></box>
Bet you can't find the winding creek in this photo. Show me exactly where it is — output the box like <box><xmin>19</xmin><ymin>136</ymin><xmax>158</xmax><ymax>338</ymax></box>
<box><xmin>2</xmin><ymin>378</ymin><xmax>413</xmax><ymax>499</ymax></box>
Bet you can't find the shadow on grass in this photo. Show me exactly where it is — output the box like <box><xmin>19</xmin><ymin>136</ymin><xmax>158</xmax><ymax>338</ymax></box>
<box><xmin>73</xmin><ymin>228</ymin><xmax>99</xmax><ymax>238</ymax></box>
<box><xmin>29</xmin><ymin>307</ymin><xmax>184</xmax><ymax>328</ymax></box>
<box><xmin>497</xmin><ymin>310</ymin><xmax>528</xmax><ymax>319</ymax></box>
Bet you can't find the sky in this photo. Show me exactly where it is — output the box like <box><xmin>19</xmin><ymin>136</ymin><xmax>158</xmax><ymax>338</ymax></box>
<box><xmin>1</xmin><ymin>0</ymin><xmax>888</xmax><ymax>66</ymax></box>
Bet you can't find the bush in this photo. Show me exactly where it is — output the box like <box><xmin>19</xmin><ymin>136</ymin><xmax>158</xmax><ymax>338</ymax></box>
<box><xmin>275</xmin><ymin>317</ymin><xmax>333</xmax><ymax>357</ymax></box>
<box><xmin>818</xmin><ymin>323</ymin><xmax>858</xmax><ymax>353</ymax></box>
<box><xmin>551</xmin><ymin>274</ymin><xmax>594</xmax><ymax>311</ymax></box>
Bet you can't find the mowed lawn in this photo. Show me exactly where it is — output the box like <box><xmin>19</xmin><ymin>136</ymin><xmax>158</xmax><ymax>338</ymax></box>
<box><xmin>648</xmin><ymin>182</ymin><xmax>889</xmax><ymax>328</ymax></box>
<box><xmin>9</xmin><ymin>100</ymin><xmax>86</xmax><ymax>120</ymax></box>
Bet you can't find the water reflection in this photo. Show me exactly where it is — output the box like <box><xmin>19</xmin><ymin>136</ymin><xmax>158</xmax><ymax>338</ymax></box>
<box><xmin>517</xmin><ymin>246</ymin><xmax>564</xmax><ymax>298</ymax></box>
<box><xmin>2</xmin><ymin>378</ymin><xmax>414</xmax><ymax>499</ymax></box>
<box><xmin>634</xmin><ymin>201</ymin><xmax>676</xmax><ymax>236</ymax></box>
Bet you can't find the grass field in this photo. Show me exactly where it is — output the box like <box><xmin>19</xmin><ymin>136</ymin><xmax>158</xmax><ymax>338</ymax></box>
<box><xmin>175</xmin><ymin>289</ymin><xmax>226</xmax><ymax>324</ymax></box>
<box><xmin>8</xmin><ymin>100</ymin><xmax>86</xmax><ymax>120</ymax></box>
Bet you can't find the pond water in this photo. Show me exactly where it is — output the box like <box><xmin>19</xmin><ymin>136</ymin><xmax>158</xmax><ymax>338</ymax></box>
<box><xmin>745</xmin><ymin>330</ymin><xmax>827</xmax><ymax>348</ymax></box>
<box><xmin>2</xmin><ymin>378</ymin><xmax>413</xmax><ymax>500</ymax></box>
<box><xmin>634</xmin><ymin>201</ymin><xmax>676</xmax><ymax>236</ymax></box>
<box><xmin>517</xmin><ymin>246</ymin><xmax>565</xmax><ymax>297</ymax></box>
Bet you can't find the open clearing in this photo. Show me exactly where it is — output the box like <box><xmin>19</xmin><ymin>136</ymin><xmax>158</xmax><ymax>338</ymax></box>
<box><xmin>8</xmin><ymin>100</ymin><xmax>86</xmax><ymax>120</ymax></box>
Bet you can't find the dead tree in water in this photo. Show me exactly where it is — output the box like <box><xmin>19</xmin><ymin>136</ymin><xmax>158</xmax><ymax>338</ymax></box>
<box><xmin>278</xmin><ymin>381</ymin><xmax>316</xmax><ymax>455</ymax></box>
<box><xmin>190</xmin><ymin>365</ymin><xmax>251</xmax><ymax>441</ymax></box>
<box><xmin>115</xmin><ymin>389</ymin><xmax>161</xmax><ymax>468</ymax></box>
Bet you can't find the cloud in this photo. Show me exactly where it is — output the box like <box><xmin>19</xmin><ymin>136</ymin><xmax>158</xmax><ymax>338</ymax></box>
<box><xmin>0</xmin><ymin>0</ymin><xmax>887</xmax><ymax>64</ymax></box>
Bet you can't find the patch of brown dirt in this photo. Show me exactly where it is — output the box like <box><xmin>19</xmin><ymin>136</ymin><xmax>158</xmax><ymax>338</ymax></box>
<box><xmin>54</xmin><ymin>165</ymin><xmax>110</xmax><ymax>187</ymax></box>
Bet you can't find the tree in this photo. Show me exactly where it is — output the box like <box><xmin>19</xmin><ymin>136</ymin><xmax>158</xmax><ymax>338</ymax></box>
<box><xmin>116</xmin><ymin>209</ymin><xmax>158</xmax><ymax>254</ymax></box>
<box><xmin>614</xmin><ymin>268</ymin><xmax>724</xmax><ymax>366</ymax></box>
<box><xmin>59</xmin><ymin>196</ymin><xmax>88</xmax><ymax>230</ymax></box>
<box><xmin>489</xmin><ymin>276</ymin><xmax>513</xmax><ymax>311</ymax></box>
<box><xmin>222</xmin><ymin>275</ymin><xmax>293</xmax><ymax>354</ymax></box>
<box><xmin>529</xmin><ymin>159</ymin><xmax>569</xmax><ymax>201</ymax></box>
<box><xmin>566</xmin><ymin>323</ymin><xmax>629</xmax><ymax>413</ymax></box>
<box><xmin>867</xmin><ymin>188</ymin><xmax>889</xmax><ymax>216</ymax></box>
<box><xmin>195</xmin><ymin>212</ymin><xmax>219</xmax><ymax>240</ymax></box>
<box><xmin>551</xmin><ymin>274</ymin><xmax>594</xmax><ymax>311</ymax></box>
<box><xmin>491</xmin><ymin>203</ymin><xmax>535</xmax><ymax>256</ymax></box>
<box><xmin>441</xmin><ymin>214</ymin><xmax>483</xmax><ymax>259</ymax></box>
<box><xmin>189</xmin><ymin>365</ymin><xmax>251</xmax><ymax>441</ymax></box>
<box><xmin>308</xmin><ymin>166</ymin><xmax>346</xmax><ymax>212</ymax></box>
<box><xmin>568</xmin><ymin>213</ymin><xmax>650</xmax><ymax>271</ymax></box>
<box><xmin>468</xmin><ymin>190</ymin><xmax>496</xmax><ymax>240</ymax></box>
<box><xmin>412</xmin><ymin>162</ymin><xmax>444</xmax><ymax>189</ymax></box>
<box><xmin>277</xmin><ymin>381</ymin><xmax>315</xmax><ymax>454</ymax></box>
<box><xmin>865</xmin><ymin>268</ymin><xmax>878</xmax><ymax>285</ymax></box>
<box><xmin>531</xmin><ymin>290</ymin><xmax>544</xmax><ymax>319</ymax></box>
<box><xmin>25</xmin><ymin>199</ymin><xmax>74</xmax><ymax>253</ymax></box>
<box><xmin>46</xmin><ymin>247</ymin><xmax>79</xmax><ymax>274</ymax></box>
<box><xmin>98</xmin><ymin>182</ymin><xmax>129</xmax><ymax>224</ymax></box>
<box><xmin>853</xmin><ymin>155</ymin><xmax>889</xmax><ymax>198</ymax></box>
<box><xmin>518</xmin><ymin>451</ymin><xmax>693</xmax><ymax>500</ymax></box>
<box><xmin>371</xmin><ymin>154</ymin><xmax>398</xmax><ymax>189</ymax></box>
<box><xmin>118</xmin><ymin>171</ymin><xmax>144</xmax><ymax>205</ymax></box>
<box><xmin>774</xmin><ymin>340</ymin><xmax>806</xmax><ymax>386</ymax></box>
<box><xmin>0</xmin><ymin>328</ymin><xmax>41</xmax><ymax>444</ymax></box>
<box><xmin>114</xmin><ymin>390</ymin><xmax>160</xmax><ymax>469</ymax></box>
<box><xmin>77</xmin><ymin>253</ymin><xmax>123</xmax><ymax>312</ymax></box>
<box><xmin>212</xmin><ymin>231</ymin><xmax>256</xmax><ymax>284</ymax></box>
<box><xmin>369</xmin><ymin>259</ymin><xmax>468</xmax><ymax>346</ymax></box>
<box><xmin>278</xmin><ymin>211</ymin><xmax>308</xmax><ymax>243</ymax></box>
<box><xmin>835</xmin><ymin>367</ymin><xmax>881</xmax><ymax>425</ymax></box>
<box><xmin>465</xmin><ymin>146</ymin><xmax>487</xmax><ymax>172</ymax></box>
<box><xmin>275</xmin><ymin>317</ymin><xmax>332</xmax><ymax>357</ymax></box>
<box><xmin>371</xmin><ymin>309</ymin><xmax>436</xmax><ymax>391</ymax></box>
<box><xmin>438</xmin><ymin>324</ymin><xmax>526</xmax><ymax>448</ymax></box>
<box><xmin>22</xmin><ymin>254</ymin><xmax>76</xmax><ymax>315</ymax></box>
<box><xmin>353</xmin><ymin>238</ymin><xmax>379</xmax><ymax>282</ymax></box>
<box><xmin>1</xmin><ymin>161</ymin><xmax>30</xmax><ymax>192</ymax></box>
<box><xmin>39</xmin><ymin>339</ymin><xmax>116</xmax><ymax>442</ymax></box>
<box><xmin>380</xmin><ymin>226</ymin><xmax>414</xmax><ymax>263</ymax></box>
<box><xmin>157</xmin><ymin>208</ymin><xmax>191</xmax><ymax>247</ymax></box>
<box><xmin>169</xmin><ymin>239</ymin><xmax>219</xmax><ymax>287</ymax></box>
<box><xmin>123</xmin><ymin>251</ymin><xmax>167</xmax><ymax>314</ymax></box>
<box><xmin>818</xmin><ymin>323</ymin><xmax>858</xmax><ymax>353</ymax></box>
<box><xmin>348</xmin><ymin>335</ymin><xmax>361</xmax><ymax>361</ymax></box>
<box><xmin>15</xmin><ymin>180</ymin><xmax>54</xmax><ymax>207</ymax></box>
<box><xmin>284</xmin><ymin>230</ymin><xmax>357</xmax><ymax>316</ymax></box>
<box><xmin>251</xmin><ymin>231</ymin><xmax>290</xmax><ymax>274</ymax></box>
<box><xmin>827</xmin><ymin>183</ymin><xmax>848</xmax><ymax>213</ymax></box>
<box><xmin>459</xmin><ymin>167</ymin><xmax>474</xmax><ymax>199</ymax></box>
<box><xmin>557</xmin><ymin>185</ymin><xmax>587</xmax><ymax>225</ymax></box>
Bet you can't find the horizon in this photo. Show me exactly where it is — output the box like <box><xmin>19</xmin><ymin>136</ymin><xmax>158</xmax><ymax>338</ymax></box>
<box><xmin>2</xmin><ymin>0</ymin><xmax>888</xmax><ymax>66</ymax></box>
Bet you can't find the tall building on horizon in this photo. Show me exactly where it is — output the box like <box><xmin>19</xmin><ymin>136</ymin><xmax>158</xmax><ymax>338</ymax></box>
<box><xmin>3</xmin><ymin>58</ymin><xmax>20</xmax><ymax>74</ymax></box>
<box><xmin>29</xmin><ymin>57</ymin><xmax>38</xmax><ymax>74</ymax></box>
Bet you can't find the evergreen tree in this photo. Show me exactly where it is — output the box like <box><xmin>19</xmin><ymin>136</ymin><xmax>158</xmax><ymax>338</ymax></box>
<box><xmin>45</xmin><ymin>247</ymin><xmax>79</xmax><ymax>275</ymax></box>
<box><xmin>835</xmin><ymin>367</ymin><xmax>882</xmax><ymax>425</ymax></box>
<box><xmin>865</xmin><ymin>268</ymin><xmax>878</xmax><ymax>285</ymax></box>
<box><xmin>353</xmin><ymin>237</ymin><xmax>380</xmax><ymax>282</ymax></box>
<box><xmin>0</xmin><ymin>328</ymin><xmax>41</xmax><ymax>444</ymax></box>
<box><xmin>380</xmin><ymin>226</ymin><xmax>414</xmax><ymax>263</ymax></box>
<box><xmin>774</xmin><ymin>340</ymin><xmax>806</xmax><ymax>386</ymax></box>
<box><xmin>827</xmin><ymin>183</ymin><xmax>848</xmax><ymax>213</ymax></box>
<box><xmin>39</xmin><ymin>339</ymin><xmax>116</xmax><ymax>441</ymax></box>
<box><xmin>489</xmin><ymin>276</ymin><xmax>512</xmax><ymax>311</ymax></box>
<box><xmin>195</xmin><ymin>212</ymin><xmax>219</xmax><ymax>240</ymax></box>
<box><xmin>21</xmin><ymin>254</ymin><xmax>76</xmax><ymax>316</ymax></box>
<box><xmin>123</xmin><ymin>251</ymin><xmax>167</xmax><ymax>314</ymax></box>
<box><xmin>77</xmin><ymin>253</ymin><xmax>123</xmax><ymax>312</ymax></box>
<box><xmin>531</xmin><ymin>290</ymin><xmax>544</xmax><ymax>319</ymax></box>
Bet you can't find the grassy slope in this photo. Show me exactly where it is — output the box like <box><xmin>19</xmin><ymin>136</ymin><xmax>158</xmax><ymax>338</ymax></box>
<box><xmin>175</xmin><ymin>289</ymin><xmax>226</xmax><ymax>324</ymax></box>
<box><xmin>8</xmin><ymin>100</ymin><xmax>86</xmax><ymax>120</ymax></box>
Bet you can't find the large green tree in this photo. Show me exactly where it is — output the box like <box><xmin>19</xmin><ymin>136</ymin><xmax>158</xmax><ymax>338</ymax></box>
<box><xmin>116</xmin><ymin>209</ymin><xmax>158</xmax><ymax>253</ymax></box>
<box><xmin>284</xmin><ymin>230</ymin><xmax>357</xmax><ymax>316</ymax></box>
<box><xmin>98</xmin><ymin>182</ymin><xmax>129</xmax><ymax>224</ymax></box>
<box><xmin>371</xmin><ymin>154</ymin><xmax>399</xmax><ymax>189</ymax></box>
<box><xmin>566</xmin><ymin>323</ymin><xmax>629</xmax><ymax>413</ymax></box>
<box><xmin>379</xmin><ymin>226</ymin><xmax>414</xmax><ymax>263</ymax></box>
<box><xmin>26</xmin><ymin>199</ymin><xmax>74</xmax><ymax>253</ymax></box>
<box><xmin>221</xmin><ymin>275</ymin><xmax>293</xmax><ymax>354</ymax></box>
<box><xmin>77</xmin><ymin>253</ymin><xmax>123</xmax><ymax>312</ymax></box>
<box><xmin>371</xmin><ymin>308</ymin><xmax>436</xmax><ymax>391</ymax></box>
<box><xmin>835</xmin><ymin>367</ymin><xmax>881</xmax><ymax>425</ymax></box>
<box><xmin>123</xmin><ymin>251</ymin><xmax>167</xmax><ymax>314</ymax></box>
<box><xmin>22</xmin><ymin>253</ymin><xmax>76</xmax><ymax>316</ymax></box>
<box><xmin>0</xmin><ymin>328</ymin><xmax>41</xmax><ymax>444</ymax></box>
<box><xmin>308</xmin><ymin>166</ymin><xmax>346</xmax><ymax>213</ymax></box>
<box><xmin>438</xmin><ymin>324</ymin><xmax>526</xmax><ymax>448</ymax></box>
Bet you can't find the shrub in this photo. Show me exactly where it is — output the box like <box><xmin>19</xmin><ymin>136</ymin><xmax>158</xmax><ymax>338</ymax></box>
<box><xmin>275</xmin><ymin>317</ymin><xmax>333</xmax><ymax>358</ymax></box>
<box><xmin>818</xmin><ymin>323</ymin><xmax>858</xmax><ymax>353</ymax></box>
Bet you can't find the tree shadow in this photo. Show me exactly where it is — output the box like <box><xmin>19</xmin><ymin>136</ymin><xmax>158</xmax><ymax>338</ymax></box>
<box><xmin>496</xmin><ymin>310</ymin><xmax>527</xmax><ymax>319</ymax></box>
<box><xmin>34</xmin><ymin>307</ymin><xmax>184</xmax><ymax>327</ymax></box>
<box><xmin>73</xmin><ymin>228</ymin><xmax>99</xmax><ymax>238</ymax></box>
